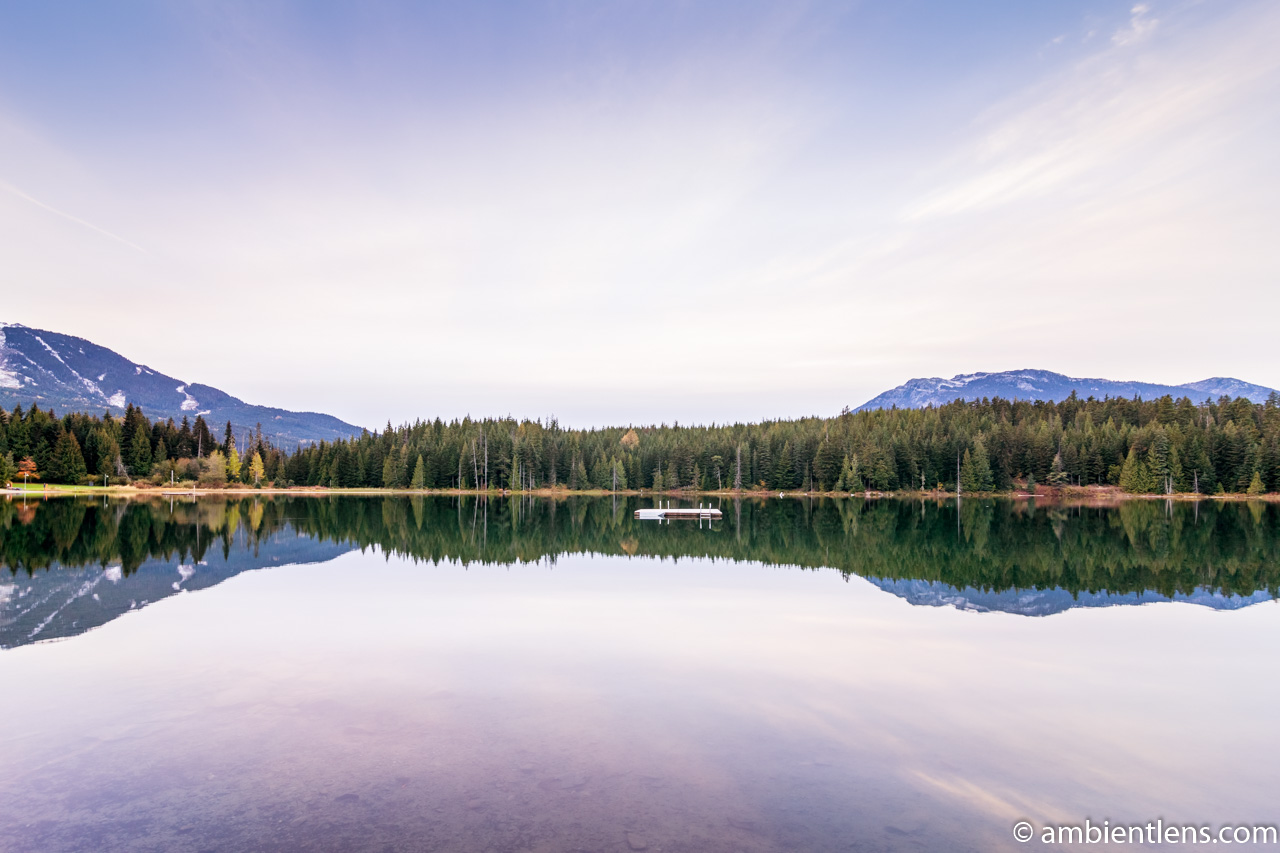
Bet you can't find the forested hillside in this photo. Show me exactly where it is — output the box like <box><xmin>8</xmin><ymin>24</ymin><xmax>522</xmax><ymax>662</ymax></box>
<box><xmin>2</xmin><ymin>392</ymin><xmax>1279</xmax><ymax>495</ymax></box>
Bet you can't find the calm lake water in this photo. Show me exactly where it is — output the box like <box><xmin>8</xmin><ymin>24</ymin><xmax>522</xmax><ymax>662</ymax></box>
<box><xmin>1</xmin><ymin>495</ymin><xmax>1278</xmax><ymax>852</ymax></box>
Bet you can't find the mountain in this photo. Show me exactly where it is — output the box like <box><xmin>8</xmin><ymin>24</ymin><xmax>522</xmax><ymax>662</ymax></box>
<box><xmin>0</xmin><ymin>531</ymin><xmax>354</xmax><ymax>650</ymax></box>
<box><xmin>856</xmin><ymin>369</ymin><xmax>1278</xmax><ymax>412</ymax></box>
<box><xmin>868</xmin><ymin>578</ymin><xmax>1272</xmax><ymax>618</ymax></box>
<box><xmin>0</xmin><ymin>322</ymin><xmax>364</xmax><ymax>446</ymax></box>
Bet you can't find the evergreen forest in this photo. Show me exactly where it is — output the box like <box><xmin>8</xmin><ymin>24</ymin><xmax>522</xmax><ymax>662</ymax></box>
<box><xmin>2</xmin><ymin>391</ymin><xmax>1279</xmax><ymax>495</ymax></box>
<box><xmin>2</xmin><ymin>495</ymin><xmax>1277</xmax><ymax>602</ymax></box>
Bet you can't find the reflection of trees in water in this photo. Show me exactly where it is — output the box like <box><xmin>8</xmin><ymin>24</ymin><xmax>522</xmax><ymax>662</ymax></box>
<box><xmin>2</xmin><ymin>496</ymin><xmax>1277</xmax><ymax>598</ymax></box>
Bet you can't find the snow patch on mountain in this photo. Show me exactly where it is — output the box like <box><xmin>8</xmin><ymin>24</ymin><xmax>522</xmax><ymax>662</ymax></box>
<box><xmin>0</xmin><ymin>329</ymin><xmax>21</xmax><ymax>389</ymax></box>
<box><xmin>176</xmin><ymin>385</ymin><xmax>199</xmax><ymax>411</ymax></box>
<box><xmin>107</xmin><ymin>391</ymin><xmax>126</xmax><ymax>407</ymax></box>
<box><xmin>34</xmin><ymin>335</ymin><xmax>106</xmax><ymax>400</ymax></box>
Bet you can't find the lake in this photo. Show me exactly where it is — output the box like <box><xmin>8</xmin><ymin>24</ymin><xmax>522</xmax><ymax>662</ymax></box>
<box><xmin>2</xmin><ymin>494</ymin><xmax>1278</xmax><ymax>851</ymax></box>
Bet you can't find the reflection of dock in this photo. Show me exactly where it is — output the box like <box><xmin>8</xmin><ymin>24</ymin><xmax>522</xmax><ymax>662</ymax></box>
<box><xmin>635</xmin><ymin>505</ymin><xmax>722</xmax><ymax>521</ymax></box>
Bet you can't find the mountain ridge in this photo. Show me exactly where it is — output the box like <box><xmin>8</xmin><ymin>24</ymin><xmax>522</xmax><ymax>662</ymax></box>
<box><xmin>856</xmin><ymin>369</ymin><xmax>1278</xmax><ymax>412</ymax></box>
<box><xmin>0</xmin><ymin>322</ymin><xmax>364</xmax><ymax>446</ymax></box>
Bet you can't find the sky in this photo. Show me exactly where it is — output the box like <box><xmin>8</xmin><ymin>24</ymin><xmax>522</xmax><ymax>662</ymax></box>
<box><xmin>2</xmin><ymin>0</ymin><xmax>1278</xmax><ymax>429</ymax></box>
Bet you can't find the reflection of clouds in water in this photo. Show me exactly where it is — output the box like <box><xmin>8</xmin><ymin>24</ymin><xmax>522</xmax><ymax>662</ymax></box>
<box><xmin>1</xmin><ymin>550</ymin><xmax>1278</xmax><ymax>851</ymax></box>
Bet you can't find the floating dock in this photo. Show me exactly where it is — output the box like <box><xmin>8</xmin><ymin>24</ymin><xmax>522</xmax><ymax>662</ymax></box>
<box><xmin>635</xmin><ymin>505</ymin><xmax>722</xmax><ymax>520</ymax></box>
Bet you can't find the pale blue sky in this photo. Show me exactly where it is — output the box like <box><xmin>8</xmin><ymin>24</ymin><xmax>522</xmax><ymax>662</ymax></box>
<box><xmin>2</xmin><ymin>1</ymin><xmax>1277</xmax><ymax>428</ymax></box>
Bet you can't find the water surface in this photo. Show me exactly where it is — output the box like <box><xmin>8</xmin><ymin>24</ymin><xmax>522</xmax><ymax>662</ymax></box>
<box><xmin>1</xmin><ymin>495</ymin><xmax>1277</xmax><ymax>851</ymax></box>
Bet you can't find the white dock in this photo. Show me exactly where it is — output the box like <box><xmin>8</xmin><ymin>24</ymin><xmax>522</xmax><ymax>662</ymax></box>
<box><xmin>635</xmin><ymin>504</ymin><xmax>722</xmax><ymax>520</ymax></box>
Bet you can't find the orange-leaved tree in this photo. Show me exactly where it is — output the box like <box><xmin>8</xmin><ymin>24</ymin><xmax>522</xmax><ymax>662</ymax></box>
<box><xmin>17</xmin><ymin>457</ymin><xmax>39</xmax><ymax>486</ymax></box>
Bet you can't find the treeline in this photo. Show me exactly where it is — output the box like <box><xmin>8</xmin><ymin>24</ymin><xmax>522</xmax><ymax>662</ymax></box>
<box><xmin>0</xmin><ymin>404</ymin><xmax>276</xmax><ymax>487</ymax></box>
<box><xmin>3</xmin><ymin>495</ymin><xmax>1278</xmax><ymax>600</ymax></box>
<box><xmin>2</xmin><ymin>392</ymin><xmax>1279</xmax><ymax>494</ymax></box>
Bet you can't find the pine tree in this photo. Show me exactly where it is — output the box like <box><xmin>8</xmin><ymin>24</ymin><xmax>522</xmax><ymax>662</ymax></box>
<box><xmin>1119</xmin><ymin>447</ymin><xmax>1154</xmax><ymax>494</ymax></box>
<box><xmin>835</xmin><ymin>454</ymin><xmax>862</xmax><ymax>492</ymax></box>
<box><xmin>754</xmin><ymin>444</ymin><xmax>772</xmax><ymax>488</ymax></box>
<box><xmin>52</xmin><ymin>430</ymin><xmax>88</xmax><ymax>484</ymax></box>
<box><xmin>411</xmin><ymin>455</ymin><xmax>426</xmax><ymax>489</ymax></box>
<box><xmin>129</xmin><ymin>421</ymin><xmax>152</xmax><ymax>477</ymax></box>
<box><xmin>88</xmin><ymin>428</ymin><xmax>120</xmax><ymax>479</ymax></box>
<box><xmin>1246</xmin><ymin>470</ymin><xmax>1265</xmax><ymax>496</ymax></box>
<box><xmin>963</xmin><ymin>438</ymin><xmax>994</xmax><ymax>491</ymax></box>
<box><xmin>773</xmin><ymin>441</ymin><xmax>796</xmax><ymax>490</ymax></box>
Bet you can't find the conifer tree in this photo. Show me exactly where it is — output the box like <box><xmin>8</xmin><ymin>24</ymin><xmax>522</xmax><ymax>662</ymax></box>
<box><xmin>1247</xmin><ymin>470</ymin><xmax>1265</xmax><ymax>496</ymax></box>
<box><xmin>1119</xmin><ymin>447</ymin><xmax>1154</xmax><ymax>493</ymax></box>
<box><xmin>963</xmin><ymin>437</ymin><xmax>994</xmax><ymax>491</ymax></box>
<box><xmin>773</xmin><ymin>441</ymin><xmax>796</xmax><ymax>490</ymax></box>
<box><xmin>411</xmin><ymin>455</ymin><xmax>426</xmax><ymax>489</ymax></box>
<box><xmin>88</xmin><ymin>428</ymin><xmax>120</xmax><ymax>479</ymax></box>
<box><xmin>129</xmin><ymin>421</ymin><xmax>152</xmax><ymax>477</ymax></box>
<box><xmin>48</xmin><ymin>430</ymin><xmax>88</xmax><ymax>484</ymax></box>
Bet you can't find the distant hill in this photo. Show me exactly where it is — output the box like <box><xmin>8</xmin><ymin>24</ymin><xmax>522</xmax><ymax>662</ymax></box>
<box><xmin>0</xmin><ymin>530</ymin><xmax>354</xmax><ymax>650</ymax></box>
<box><xmin>868</xmin><ymin>578</ymin><xmax>1271</xmax><ymax>618</ymax></box>
<box><xmin>856</xmin><ymin>369</ymin><xmax>1278</xmax><ymax>412</ymax></box>
<box><xmin>0</xmin><ymin>323</ymin><xmax>364</xmax><ymax>446</ymax></box>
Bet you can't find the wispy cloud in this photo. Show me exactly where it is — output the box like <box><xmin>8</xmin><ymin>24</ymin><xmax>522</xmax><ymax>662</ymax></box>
<box><xmin>904</xmin><ymin>1</ymin><xmax>1280</xmax><ymax>222</ymax></box>
<box><xmin>1112</xmin><ymin>3</ymin><xmax>1158</xmax><ymax>46</ymax></box>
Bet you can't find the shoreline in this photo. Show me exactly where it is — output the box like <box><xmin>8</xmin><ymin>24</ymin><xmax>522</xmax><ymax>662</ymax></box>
<box><xmin>5</xmin><ymin>484</ymin><xmax>1277</xmax><ymax>504</ymax></box>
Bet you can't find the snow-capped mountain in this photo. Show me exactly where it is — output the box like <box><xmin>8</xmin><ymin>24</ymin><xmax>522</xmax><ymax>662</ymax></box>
<box><xmin>0</xmin><ymin>323</ymin><xmax>364</xmax><ymax>446</ymax></box>
<box><xmin>0</xmin><ymin>532</ymin><xmax>354</xmax><ymax>650</ymax></box>
<box><xmin>867</xmin><ymin>577</ymin><xmax>1272</xmax><ymax>617</ymax></box>
<box><xmin>856</xmin><ymin>369</ymin><xmax>1278</xmax><ymax>412</ymax></box>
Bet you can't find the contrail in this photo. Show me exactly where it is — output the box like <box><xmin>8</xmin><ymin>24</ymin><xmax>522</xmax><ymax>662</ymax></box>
<box><xmin>1</xmin><ymin>180</ymin><xmax>146</xmax><ymax>253</ymax></box>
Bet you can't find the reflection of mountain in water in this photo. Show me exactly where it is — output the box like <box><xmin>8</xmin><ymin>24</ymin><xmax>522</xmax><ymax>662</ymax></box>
<box><xmin>2</xmin><ymin>495</ymin><xmax>1278</xmax><ymax>648</ymax></box>
<box><xmin>0</xmin><ymin>529</ymin><xmax>353</xmax><ymax>649</ymax></box>
<box><xmin>869</xmin><ymin>578</ymin><xmax>1273</xmax><ymax>617</ymax></box>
